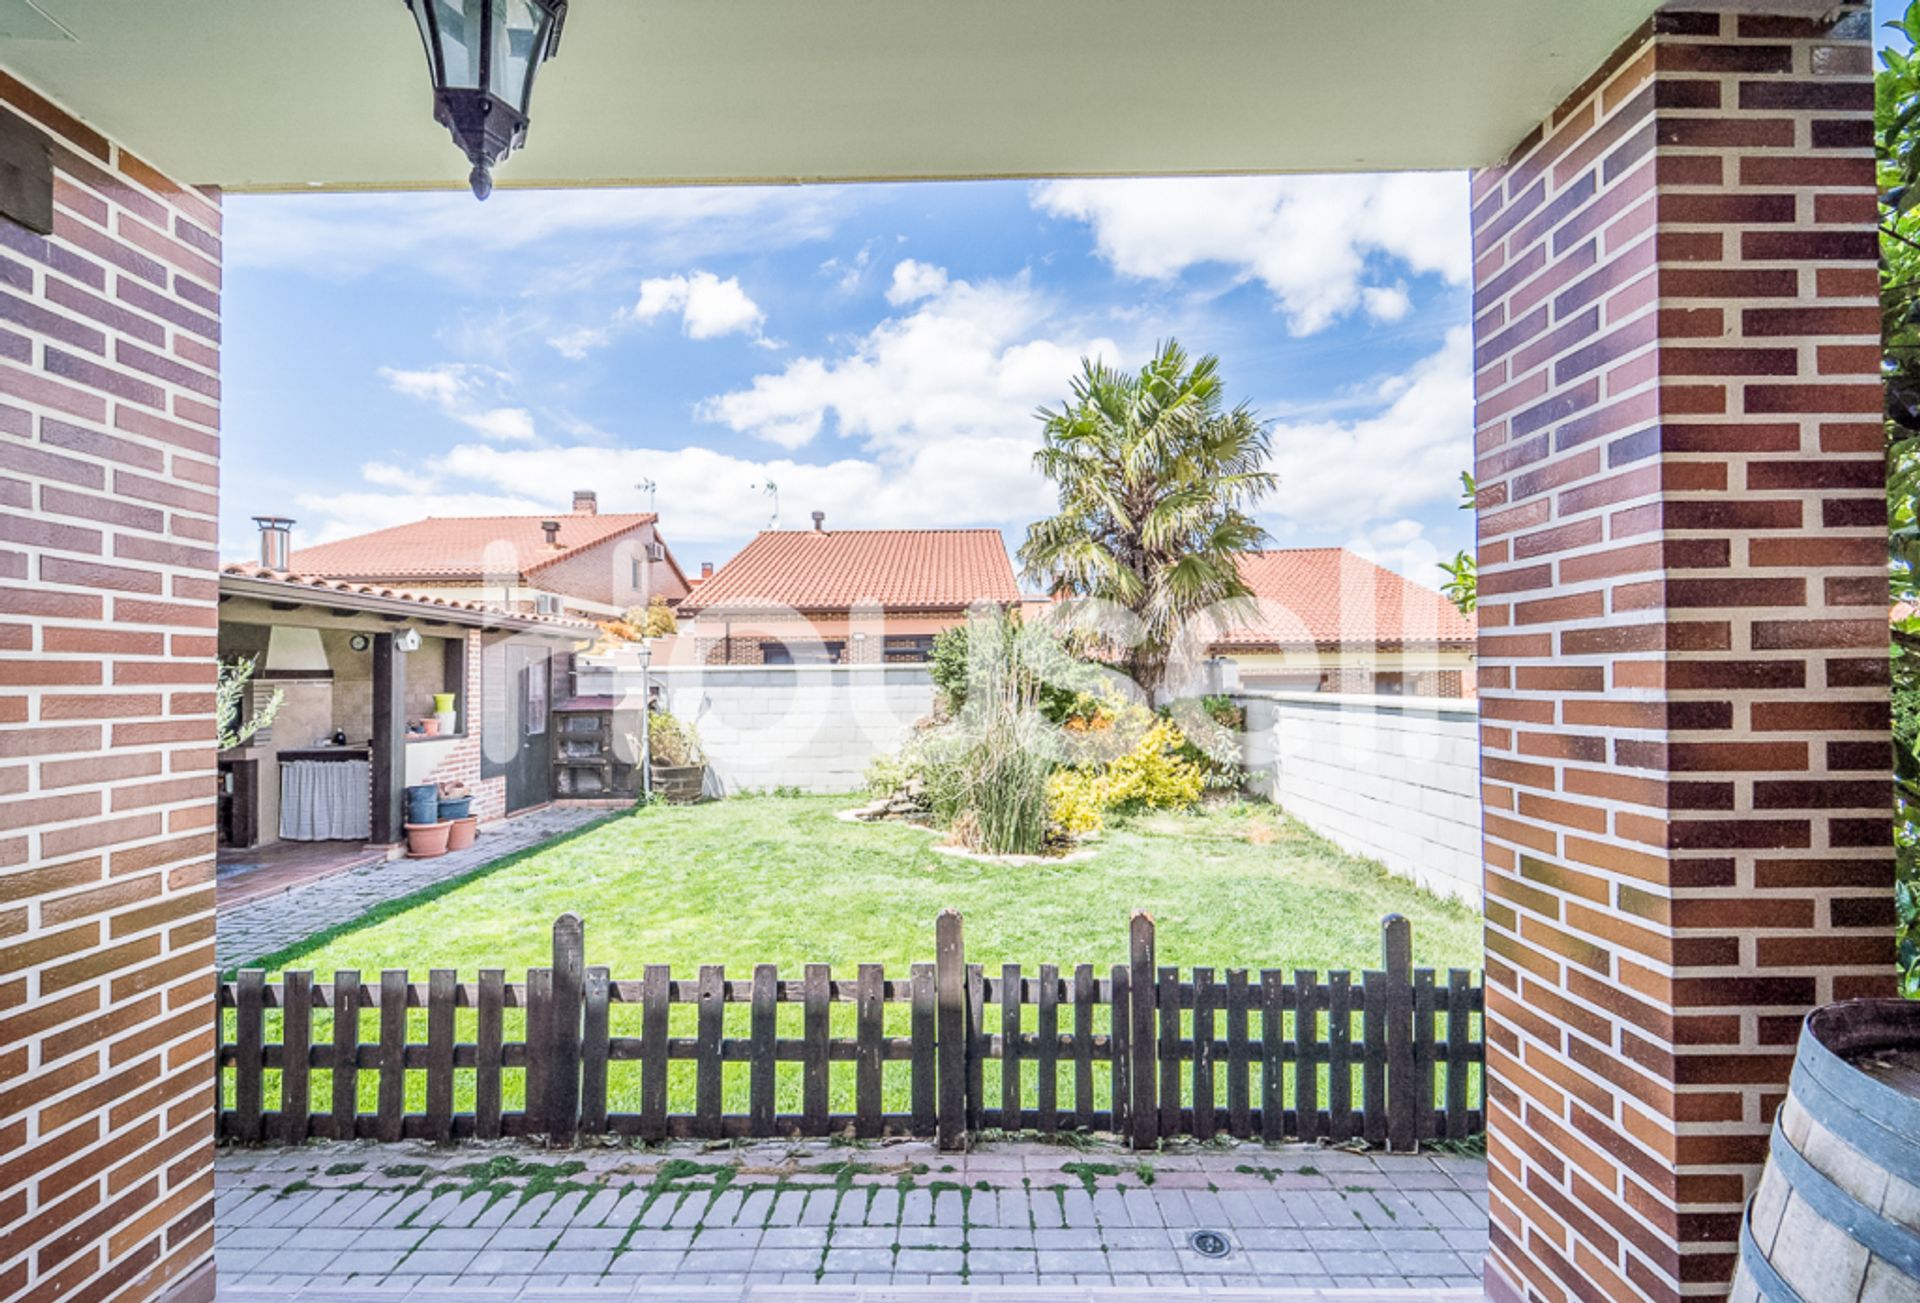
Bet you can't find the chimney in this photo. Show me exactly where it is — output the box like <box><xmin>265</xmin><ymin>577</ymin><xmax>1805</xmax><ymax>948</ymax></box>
<box><xmin>253</xmin><ymin>516</ymin><xmax>294</xmax><ymax>570</ymax></box>
<box><xmin>811</xmin><ymin>510</ymin><xmax>826</xmax><ymax>532</ymax></box>
<box><xmin>700</xmin><ymin>562</ymin><xmax>713</xmax><ymax>579</ymax></box>
<box><xmin>541</xmin><ymin>519</ymin><xmax>561</xmax><ymax>548</ymax></box>
<box><xmin>572</xmin><ymin>489</ymin><xmax>597</xmax><ymax>515</ymax></box>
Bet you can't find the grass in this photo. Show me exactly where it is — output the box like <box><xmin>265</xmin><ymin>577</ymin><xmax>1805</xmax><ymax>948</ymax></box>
<box><xmin>228</xmin><ymin>794</ymin><xmax>1482</xmax><ymax>1123</ymax></box>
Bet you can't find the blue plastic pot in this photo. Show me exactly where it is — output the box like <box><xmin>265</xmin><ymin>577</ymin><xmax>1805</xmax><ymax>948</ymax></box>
<box><xmin>437</xmin><ymin>796</ymin><xmax>472</xmax><ymax>820</ymax></box>
<box><xmin>404</xmin><ymin>784</ymin><xmax>439</xmax><ymax>825</ymax></box>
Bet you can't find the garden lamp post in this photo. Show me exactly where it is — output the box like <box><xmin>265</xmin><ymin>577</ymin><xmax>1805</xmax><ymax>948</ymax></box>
<box><xmin>403</xmin><ymin>0</ymin><xmax>569</xmax><ymax>199</ymax></box>
<box><xmin>637</xmin><ymin>641</ymin><xmax>652</xmax><ymax>802</ymax></box>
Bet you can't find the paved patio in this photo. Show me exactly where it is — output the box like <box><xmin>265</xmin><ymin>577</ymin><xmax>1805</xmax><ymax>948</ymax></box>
<box><xmin>216</xmin><ymin>806</ymin><xmax>613</xmax><ymax>969</ymax></box>
<box><xmin>214</xmin><ymin>1136</ymin><xmax>1487</xmax><ymax>1298</ymax></box>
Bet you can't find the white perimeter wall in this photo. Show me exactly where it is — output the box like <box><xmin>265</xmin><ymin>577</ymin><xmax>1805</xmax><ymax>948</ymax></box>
<box><xmin>576</xmin><ymin>656</ymin><xmax>936</xmax><ymax>795</ymax></box>
<box><xmin>1238</xmin><ymin>691</ymin><xmax>1483</xmax><ymax>909</ymax></box>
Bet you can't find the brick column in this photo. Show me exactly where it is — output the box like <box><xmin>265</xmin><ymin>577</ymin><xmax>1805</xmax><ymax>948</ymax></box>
<box><xmin>0</xmin><ymin>74</ymin><xmax>221</xmax><ymax>1302</ymax></box>
<box><xmin>1469</xmin><ymin>7</ymin><xmax>1886</xmax><ymax>1301</ymax></box>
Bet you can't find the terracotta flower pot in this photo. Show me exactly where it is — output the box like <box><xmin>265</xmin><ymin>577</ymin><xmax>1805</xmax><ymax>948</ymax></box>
<box><xmin>446</xmin><ymin>816</ymin><xmax>478</xmax><ymax>851</ymax></box>
<box><xmin>404</xmin><ymin>820</ymin><xmax>453</xmax><ymax>857</ymax></box>
<box><xmin>419</xmin><ymin>717</ymin><xmax>440</xmax><ymax>737</ymax></box>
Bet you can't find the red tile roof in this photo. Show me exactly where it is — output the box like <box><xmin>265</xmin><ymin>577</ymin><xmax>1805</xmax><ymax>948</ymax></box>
<box><xmin>1211</xmin><ymin>549</ymin><xmax>1476</xmax><ymax>650</ymax></box>
<box><xmin>218</xmin><ymin>563</ymin><xmax>599</xmax><ymax>634</ymax></box>
<box><xmin>680</xmin><ymin>529</ymin><xmax>1020</xmax><ymax>615</ymax></box>
<box><xmin>286</xmin><ymin>512</ymin><xmax>659</xmax><ymax>581</ymax></box>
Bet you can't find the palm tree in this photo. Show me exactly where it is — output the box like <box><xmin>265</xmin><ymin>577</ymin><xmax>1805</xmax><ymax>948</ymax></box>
<box><xmin>1019</xmin><ymin>340</ymin><xmax>1276</xmax><ymax>698</ymax></box>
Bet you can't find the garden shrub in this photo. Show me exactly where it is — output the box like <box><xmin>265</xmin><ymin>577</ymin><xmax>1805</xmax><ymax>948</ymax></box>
<box><xmin>1045</xmin><ymin>717</ymin><xmax>1205</xmax><ymax>837</ymax></box>
<box><xmin>1046</xmin><ymin>766</ymin><xmax>1107</xmax><ymax>835</ymax></box>
<box><xmin>647</xmin><ymin>710</ymin><xmax>702</xmax><ymax>766</ymax></box>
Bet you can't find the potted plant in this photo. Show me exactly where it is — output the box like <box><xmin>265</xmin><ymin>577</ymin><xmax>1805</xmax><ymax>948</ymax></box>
<box><xmin>647</xmin><ymin>710</ymin><xmax>706</xmax><ymax>804</ymax></box>
<box><xmin>404</xmin><ymin>819</ymin><xmax>453</xmax><ymax>857</ymax></box>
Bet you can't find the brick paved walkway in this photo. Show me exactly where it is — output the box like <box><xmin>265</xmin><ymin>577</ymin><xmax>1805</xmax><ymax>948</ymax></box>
<box><xmin>215</xmin><ymin>1137</ymin><xmax>1486</xmax><ymax>1298</ymax></box>
<box><xmin>216</xmin><ymin>807</ymin><xmax>612</xmax><ymax>969</ymax></box>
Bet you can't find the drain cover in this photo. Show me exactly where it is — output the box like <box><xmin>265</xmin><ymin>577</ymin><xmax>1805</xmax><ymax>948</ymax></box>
<box><xmin>1188</xmin><ymin>1229</ymin><xmax>1232</xmax><ymax>1259</ymax></box>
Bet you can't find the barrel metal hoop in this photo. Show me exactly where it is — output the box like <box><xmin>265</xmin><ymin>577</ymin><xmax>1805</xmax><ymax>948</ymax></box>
<box><xmin>1766</xmin><ymin>1125</ymin><xmax>1920</xmax><ymax>1279</ymax></box>
<box><xmin>1797</xmin><ymin>1011</ymin><xmax>1920</xmax><ymax>1147</ymax></box>
<box><xmin>1739</xmin><ymin>1193</ymin><xmax>1809</xmax><ymax>1303</ymax></box>
<box><xmin>1790</xmin><ymin>1055</ymin><xmax>1920</xmax><ymax>1183</ymax></box>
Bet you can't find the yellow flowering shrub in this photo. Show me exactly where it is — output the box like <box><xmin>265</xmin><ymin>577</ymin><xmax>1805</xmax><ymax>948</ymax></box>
<box><xmin>1046</xmin><ymin>719</ymin><xmax>1204</xmax><ymax>839</ymax></box>
<box><xmin>1046</xmin><ymin>767</ymin><xmax>1108</xmax><ymax>835</ymax></box>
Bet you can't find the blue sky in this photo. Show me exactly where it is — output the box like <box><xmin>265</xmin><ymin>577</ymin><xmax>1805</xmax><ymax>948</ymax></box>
<box><xmin>222</xmin><ymin>174</ymin><xmax>1477</xmax><ymax>585</ymax></box>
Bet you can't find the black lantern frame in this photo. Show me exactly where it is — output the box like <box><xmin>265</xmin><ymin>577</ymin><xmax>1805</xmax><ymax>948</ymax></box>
<box><xmin>404</xmin><ymin>0</ymin><xmax>570</xmax><ymax>199</ymax></box>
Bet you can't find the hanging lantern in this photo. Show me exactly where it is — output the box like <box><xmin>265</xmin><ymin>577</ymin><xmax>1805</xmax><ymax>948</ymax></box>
<box><xmin>404</xmin><ymin>0</ymin><xmax>569</xmax><ymax>200</ymax></box>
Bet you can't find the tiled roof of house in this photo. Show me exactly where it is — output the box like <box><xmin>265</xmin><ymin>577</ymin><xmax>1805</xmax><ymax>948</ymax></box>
<box><xmin>218</xmin><ymin>564</ymin><xmax>599</xmax><ymax>633</ymax></box>
<box><xmin>680</xmin><ymin>529</ymin><xmax>1020</xmax><ymax>615</ymax></box>
<box><xmin>286</xmin><ymin>512</ymin><xmax>659</xmax><ymax>581</ymax></box>
<box><xmin>1210</xmin><ymin>548</ymin><xmax>1477</xmax><ymax>650</ymax></box>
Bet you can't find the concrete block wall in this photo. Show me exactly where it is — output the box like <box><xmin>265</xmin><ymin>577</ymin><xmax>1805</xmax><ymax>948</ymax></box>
<box><xmin>576</xmin><ymin>658</ymin><xmax>935</xmax><ymax>794</ymax></box>
<box><xmin>1240</xmin><ymin>692</ymin><xmax>1484</xmax><ymax>908</ymax></box>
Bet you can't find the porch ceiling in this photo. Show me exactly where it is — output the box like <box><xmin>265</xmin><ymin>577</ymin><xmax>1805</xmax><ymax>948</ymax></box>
<box><xmin>7</xmin><ymin>0</ymin><xmax>1672</xmax><ymax>192</ymax></box>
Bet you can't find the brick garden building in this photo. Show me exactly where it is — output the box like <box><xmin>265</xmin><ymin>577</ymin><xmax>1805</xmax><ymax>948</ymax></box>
<box><xmin>0</xmin><ymin>3</ymin><xmax>1892</xmax><ymax>1301</ymax></box>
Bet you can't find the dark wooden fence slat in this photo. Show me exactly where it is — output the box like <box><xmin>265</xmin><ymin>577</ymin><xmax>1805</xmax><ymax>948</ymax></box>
<box><xmin>1361</xmin><ymin>968</ymin><xmax>1386</xmax><ymax>1148</ymax></box>
<box><xmin>1381</xmin><ymin>915</ymin><xmax>1415</xmax><ymax>1153</ymax></box>
<box><xmin>548</xmin><ymin>914</ymin><xmax>586</xmax><ymax>1145</ymax></box>
<box><xmin>1127</xmin><ymin>914</ymin><xmax>1156</xmax><ymax>1150</ymax></box>
<box><xmin>966</xmin><ymin>963</ymin><xmax>984</xmax><ymax>1133</ymax></box>
<box><xmin>804</xmin><ymin>963</ymin><xmax>831</xmax><ymax>1137</ymax></box>
<box><xmin>1109</xmin><ymin>965</ymin><xmax>1131</xmax><ymax>1139</ymax></box>
<box><xmin>581</xmin><ymin>966</ymin><xmax>610</xmax><ymax>1136</ymax></box>
<box><xmin>1037</xmin><ymin>962</ymin><xmax>1059</xmax><ymax>1133</ymax></box>
<box><xmin>1225</xmin><ymin>969</ymin><xmax>1250</xmax><ymax>1140</ymax></box>
<box><xmin>934</xmin><ymin>911</ymin><xmax>966</xmax><ymax>1151</ymax></box>
<box><xmin>1191</xmin><ymin>967</ymin><xmax>1216</xmax><ymax>1142</ymax></box>
<box><xmin>1328</xmin><ymin>971</ymin><xmax>1353</xmax><ymax>1143</ymax></box>
<box><xmin>281</xmin><ymin>970</ymin><xmax>311</xmax><ymax>1145</ymax></box>
<box><xmin>235</xmin><ymin>969</ymin><xmax>265</xmax><ymax>1144</ymax></box>
<box><xmin>856</xmin><ymin>963</ymin><xmax>884</xmax><ymax>1139</ymax></box>
<box><xmin>1073</xmin><ymin>964</ymin><xmax>1095</xmax><ymax>1128</ymax></box>
<box><xmin>911</xmin><ymin>962</ymin><xmax>936</xmax><ymax>1137</ymax></box>
<box><xmin>1445</xmin><ymin>968</ymin><xmax>1471</xmax><ymax>1140</ymax></box>
<box><xmin>1000</xmin><ymin>962</ymin><xmax>1023</xmax><ymax>1133</ymax></box>
<box><xmin>377</xmin><ymin>968</ymin><xmax>408</xmax><ymax>1143</ymax></box>
<box><xmin>1157</xmin><ymin>965</ymin><xmax>1181</xmax><ymax>1138</ymax></box>
<box><xmin>330</xmin><ymin>970</ymin><xmax>360</xmax><ymax>1141</ymax></box>
<box><xmin>525</xmin><ymin>967</ymin><xmax>551</xmax><ymax>1128</ymax></box>
<box><xmin>695</xmin><ymin>964</ymin><xmax>725</xmax><ymax>1140</ymax></box>
<box><xmin>426</xmin><ymin>968</ymin><xmax>457</xmax><ymax>1143</ymax></box>
<box><xmin>1294</xmin><ymin>969</ymin><xmax>1319</xmax><ymax>1144</ymax></box>
<box><xmin>749</xmin><ymin>964</ymin><xmax>777</xmax><ymax>1137</ymax></box>
<box><xmin>476</xmin><ymin>969</ymin><xmax>504</xmax><ymax>1140</ymax></box>
<box><xmin>1260</xmin><ymin>970</ymin><xmax>1284</xmax><ymax>1144</ymax></box>
<box><xmin>640</xmin><ymin>965</ymin><xmax>670</xmax><ymax>1141</ymax></box>
<box><xmin>1412</xmin><ymin>967</ymin><xmax>1435</xmax><ymax>1144</ymax></box>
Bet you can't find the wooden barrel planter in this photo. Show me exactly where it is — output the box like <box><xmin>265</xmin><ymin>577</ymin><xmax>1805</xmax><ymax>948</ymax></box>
<box><xmin>650</xmin><ymin>763</ymin><xmax>706</xmax><ymax>804</ymax></box>
<box><xmin>1734</xmin><ymin>1000</ymin><xmax>1920</xmax><ymax>1303</ymax></box>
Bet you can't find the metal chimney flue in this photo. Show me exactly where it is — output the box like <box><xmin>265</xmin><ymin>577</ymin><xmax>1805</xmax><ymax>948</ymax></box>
<box><xmin>253</xmin><ymin>516</ymin><xmax>294</xmax><ymax>570</ymax></box>
<box><xmin>811</xmin><ymin>510</ymin><xmax>826</xmax><ymax>532</ymax></box>
<box><xmin>541</xmin><ymin>519</ymin><xmax>561</xmax><ymax>548</ymax></box>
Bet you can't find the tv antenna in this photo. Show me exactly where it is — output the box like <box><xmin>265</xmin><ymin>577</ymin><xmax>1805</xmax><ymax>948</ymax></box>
<box><xmin>753</xmin><ymin>479</ymin><xmax>780</xmax><ymax>528</ymax></box>
<box><xmin>635</xmin><ymin>478</ymin><xmax>656</xmax><ymax>514</ymax></box>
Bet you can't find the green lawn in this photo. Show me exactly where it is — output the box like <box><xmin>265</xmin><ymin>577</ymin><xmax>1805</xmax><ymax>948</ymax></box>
<box><xmin>254</xmin><ymin>795</ymin><xmax>1480</xmax><ymax>978</ymax></box>
<box><xmin>230</xmin><ymin>795</ymin><xmax>1481</xmax><ymax>1124</ymax></box>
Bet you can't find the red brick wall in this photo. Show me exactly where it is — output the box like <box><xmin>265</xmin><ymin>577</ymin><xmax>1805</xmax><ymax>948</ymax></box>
<box><xmin>417</xmin><ymin>630</ymin><xmax>507</xmax><ymax>822</ymax></box>
<box><xmin>0</xmin><ymin>76</ymin><xmax>220</xmax><ymax>1302</ymax></box>
<box><xmin>1470</xmin><ymin>7</ymin><xmax>1886</xmax><ymax>1301</ymax></box>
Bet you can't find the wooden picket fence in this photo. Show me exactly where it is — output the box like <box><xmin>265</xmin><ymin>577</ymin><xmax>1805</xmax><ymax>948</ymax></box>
<box><xmin>217</xmin><ymin>910</ymin><xmax>1483</xmax><ymax>1152</ymax></box>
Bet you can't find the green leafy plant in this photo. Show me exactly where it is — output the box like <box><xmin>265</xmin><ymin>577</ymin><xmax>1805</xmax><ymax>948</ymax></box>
<box><xmin>1438</xmin><ymin>471</ymin><xmax>1477</xmax><ymax>617</ymax></box>
<box><xmin>647</xmin><ymin>710</ymin><xmax>703</xmax><ymax>767</ymax></box>
<box><xmin>1019</xmin><ymin>340</ymin><xmax>1276</xmax><ymax>699</ymax></box>
<box><xmin>217</xmin><ymin>654</ymin><xmax>283</xmax><ymax>751</ymax></box>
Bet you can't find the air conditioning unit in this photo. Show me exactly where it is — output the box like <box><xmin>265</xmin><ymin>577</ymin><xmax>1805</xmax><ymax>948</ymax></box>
<box><xmin>534</xmin><ymin>593</ymin><xmax>564</xmax><ymax>616</ymax></box>
<box><xmin>645</xmin><ymin>542</ymin><xmax>666</xmax><ymax>562</ymax></box>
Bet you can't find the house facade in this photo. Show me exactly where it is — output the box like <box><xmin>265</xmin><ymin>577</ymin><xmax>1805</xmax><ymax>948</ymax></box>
<box><xmin>676</xmin><ymin>518</ymin><xmax>1021</xmax><ymax>665</ymax></box>
<box><xmin>1209</xmin><ymin>548</ymin><xmax>1478</xmax><ymax>698</ymax></box>
<box><xmin>284</xmin><ymin>490</ymin><xmax>690</xmax><ymax>622</ymax></box>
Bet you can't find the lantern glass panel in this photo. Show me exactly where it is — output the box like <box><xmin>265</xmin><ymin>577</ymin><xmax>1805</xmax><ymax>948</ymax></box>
<box><xmin>494</xmin><ymin>0</ymin><xmax>544</xmax><ymax>107</ymax></box>
<box><xmin>433</xmin><ymin>0</ymin><xmax>481</xmax><ymax>88</ymax></box>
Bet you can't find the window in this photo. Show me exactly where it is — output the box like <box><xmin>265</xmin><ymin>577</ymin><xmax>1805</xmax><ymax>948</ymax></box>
<box><xmin>759</xmin><ymin>640</ymin><xmax>845</xmax><ymax>665</ymax></box>
<box><xmin>882</xmin><ymin>634</ymin><xmax>936</xmax><ymax>663</ymax></box>
<box><xmin>1375</xmin><ymin>673</ymin><xmax>1407</xmax><ymax>697</ymax></box>
<box><xmin>631</xmin><ymin>558</ymin><xmax>641</xmax><ymax>589</ymax></box>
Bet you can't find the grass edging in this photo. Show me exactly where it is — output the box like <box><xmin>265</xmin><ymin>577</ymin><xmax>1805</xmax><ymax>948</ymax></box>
<box><xmin>224</xmin><ymin>807</ymin><xmax>637</xmax><ymax>978</ymax></box>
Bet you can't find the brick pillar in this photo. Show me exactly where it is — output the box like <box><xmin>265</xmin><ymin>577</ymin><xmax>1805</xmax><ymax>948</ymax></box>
<box><xmin>0</xmin><ymin>73</ymin><xmax>221</xmax><ymax>1302</ymax></box>
<box><xmin>1470</xmin><ymin>7</ymin><xmax>1886</xmax><ymax>1301</ymax></box>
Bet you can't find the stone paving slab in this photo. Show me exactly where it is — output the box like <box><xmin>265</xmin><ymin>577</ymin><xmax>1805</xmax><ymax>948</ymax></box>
<box><xmin>216</xmin><ymin>1136</ymin><xmax>1487</xmax><ymax>1298</ymax></box>
<box><xmin>219</xmin><ymin>1287</ymin><xmax>1484</xmax><ymax>1301</ymax></box>
<box><xmin>216</xmin><ymin>807</ymin><xmax>610</xmax><ymax>968</ymax></box>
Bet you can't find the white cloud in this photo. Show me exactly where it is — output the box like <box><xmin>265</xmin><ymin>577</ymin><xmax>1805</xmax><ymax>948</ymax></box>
<box><xmin>360</xmin><ymin>461</ymin><xmax>416</xmax><ymax>490</ymax></box>
<box><xmin>546</xmin><ymin>324</ymin><xmax>610</xmax><ymax>359</ymax></box>
<box><xmin>226</xmin><ymin>187</ymin><xmax>846</xmax><ymax>279</ymax></box>
<box><xmin>885</xmin><ymin>258</ymin><xmax>949</xmax><ymax>306</ymax></box>
<box><xmin>293</xmin><ymin>489</ymin><xmax>554</xmax><ymax>545</ymax></box>
<box><xmin>1260</xmin><ymin>327</ymin><xmax>1474</xmax><ymax>530</ymax></box>
<box><xmin>378</xmin><ymin>362</ymin><xmax>540</xmax><ymax>444</ymax></box>
<box><xmin>1032</xmin><ymin>174</ymin><xmax>1470</xmax><ymax>335</ymax></box>
<box><xmin>699</xmin><ymin>272</ymin><xmax>1126</xmax><ymax>453</ymax></box>
<box><xmin>1362</xmin><ymin>284</ymin><xmax>1413</xmax><ymax>323</ymax></box>
<box><xmin>631</xmin><ymin>271</ymin><xmax>767</xmax><ymax>341</ymax></box>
